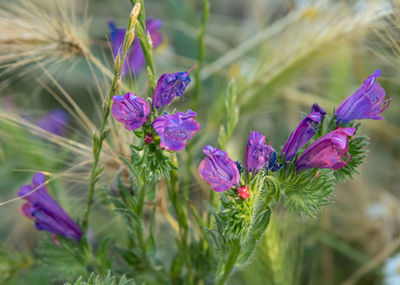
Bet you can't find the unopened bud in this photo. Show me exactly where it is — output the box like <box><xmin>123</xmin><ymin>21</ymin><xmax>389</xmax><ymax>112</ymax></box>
<box><xmin>237</xmin><ymin>186</ymin><xmax>250</xmax><ymax>200</ymax></box>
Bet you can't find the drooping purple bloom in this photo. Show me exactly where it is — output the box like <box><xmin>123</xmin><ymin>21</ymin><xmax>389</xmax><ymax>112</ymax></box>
<box><xmin>198</xmin><ymin>145</ymin><xmax>240</xmax><ymax>192</ymax></box>
<box><xmin>109</xmin><ymin>18</ymin><xmax>163</xmax><ymax>76</ymax></box>
<box><xmin>295</xmin><ymin>127</ymin><xmax>356</xmax><ymax>172</ymax></box>
<box><xmin>245</xmin><ymin>131</ymin><xmax>274</xmax><ymax>173</ymax></box>
<box><xmin>281</xmin><ymin>103</ymin><xmax>326</xmax><ymax>161</ymax></box>
<box><xmin>37</xmin><ymin>109</ymin><xmax>69</xmax><ymax>136</ymax></box>
<box><xmin>152</xmin><ymin>71</ymin><xmax>192</xmax><ymax>109</ymax></box>
<box><xmin>336</xmin><ymin>70</ymin><xmax>391</xmax><ymax>124</ymax></box>
<box><xmin>111</xmin><ymin>92</ymin><xmax>150</xmax><ymax>131</ymax></box>
<box><xmin>152</xmin><ymin>110</ymin><xmax>201</xmax><ymax>151</ymax></box>
<box><xmin>18</xmin><ymin>172</ymin><xmax>82</xmax><ymax>242</ymax></box>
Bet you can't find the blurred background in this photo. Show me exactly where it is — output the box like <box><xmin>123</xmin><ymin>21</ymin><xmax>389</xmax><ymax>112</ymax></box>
<box><xmin>0</xmin><ymin>0</ymin><xmax>400</xmax><ymax>284</ymax></box>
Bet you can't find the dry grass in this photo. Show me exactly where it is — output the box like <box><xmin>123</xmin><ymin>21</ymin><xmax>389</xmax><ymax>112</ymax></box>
<box><xmin>0</xmin><ymin>0</ymin><xmax>90</xmax><ymax>74</ymax></box>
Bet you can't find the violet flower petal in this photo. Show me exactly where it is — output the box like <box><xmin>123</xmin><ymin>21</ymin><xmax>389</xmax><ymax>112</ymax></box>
<box><xmin>245</xmin><ymin>131</ymin><xmax>275</xmax><ymax>173</ymax></box>
<box><xmin>152</xmin><ymin>71</ymin><xmax>191</xmax><ymax>109</ymax></box>
<box><xmin>281</xmin><ymin>103</ymin><xmax>326</xmax><ymax>161</ymax></box>
<box><xmin>37</xmin><ymin>109</ymin><xmax>69</xmax><ymax>136</ymax></box>
<box><xmin>152</xmin><ymin>109</ymin><xmax>201</xmax><ymax>151</ymax></box>
<box><xmin>111</xmin><ymin>92</ymin><xmax>150</xmax><ymax>131</ymax></box>
<box><xmin>295</xmin><ymin>127</ymin><xmax>356</xmax><ymax>172</ymax></box>
<box><xmin>198</xmin><ymin>145</ymin><xmax>240</xmax><ymax>192</ymax></box>
<box><xmin>336</xmin><ymin>70</ymin><xmax>391</xmax><ymax>124</ymax></box>
<box><xmin>18</xmin><ymin>172</ymin><xmax>82</xmax><ymax>242</ymax></box>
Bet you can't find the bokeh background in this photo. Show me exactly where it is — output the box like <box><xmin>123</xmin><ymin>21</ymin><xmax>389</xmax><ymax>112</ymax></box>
<box><xmin>0</xmin><ymin>0</ymin><xmax>400</xmax><ymax>284</ymax></box>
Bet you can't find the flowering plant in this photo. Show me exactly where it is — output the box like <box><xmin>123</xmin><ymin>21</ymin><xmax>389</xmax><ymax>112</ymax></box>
<box><xmin>2</xmin><ymin>1</ymin><xmax>394</xmax><ymax>285</ymax></box>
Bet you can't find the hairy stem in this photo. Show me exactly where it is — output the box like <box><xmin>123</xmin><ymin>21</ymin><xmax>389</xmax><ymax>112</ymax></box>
<box><xmin>82</xmin><ymin>4</ymin><xmax>141</xmax><ymax>230</ymax></box>
<box><xmin>215</xmin><ymin>240</ymin><xmax>241</xmax><ymax>285</ymax></box>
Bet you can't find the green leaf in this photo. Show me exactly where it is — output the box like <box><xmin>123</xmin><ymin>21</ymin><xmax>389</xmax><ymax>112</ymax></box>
<box><xmin>335</xmin><ymin>135</ymin><xmax>369</xmax><ymax>182</ymax></box>
<box><xmin>279</xmin><ymin>163</ymin><xmax>335</xmax><ymax>218</ymax></box>
<box><xmin>37</xmin><ymin>236</ymin><xmax>88</xmax><ymax>281</ymax></box>
<box><xmin>96</xmin><ymin>237</ymin><xmax>114</xmax><ymax>270</ymax></box>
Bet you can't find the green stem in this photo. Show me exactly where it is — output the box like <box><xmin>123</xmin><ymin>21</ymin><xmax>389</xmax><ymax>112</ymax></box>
<box><xmin>192</xmin><ymin>0</ymin><xmax>210</xmax><ymax>109</ymax></box>
<box><xmin>215</xmin><ymin>241</ymin><xmax>241</xmax><ymax>285</ymax></box>
<box><xmin>82</xmin><ymin>5</ymin><xmax>141</xmax><ymax>230</ymax></box>
<box><xmin>136</xmin><ymin>183</ymin><xmax>169</xmax><ymax>283</ymax></box>
<box><xmin>168</xmin><ymin>170</ymin><xmax>194</xmax><ymax>285</ymax></box>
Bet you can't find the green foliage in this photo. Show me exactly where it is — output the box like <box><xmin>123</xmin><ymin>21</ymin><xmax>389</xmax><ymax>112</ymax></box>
<box><xmin>128</xmin><ymin>126</ymin><xmax>178</xmax><ymax>182</ymax></box>
<box><xmin>218</xmin><ymin>79</ymin><xmax>239</xmax><ymax>149</ymax></box>
<box><xmin>216</xmin><ymin>173</ymin><xmax>277</xmax><ymax>266</ymax></box>
<box><xmin>0</xmin><ymin>247</ymin><xmax>33</xmax><ymax>284</ymax></box>
<box><xmin>277</xmin><ymin>163</ymin><xmax>335</xmax><ymax>218</ymax></box>
<box><xmin>65</xmin><ymin>271</ymin><xmax>135</xmax><ymax>285</ymax></box>
<box><xmin>102</xmin><ymin>174</ymin><xmax>168</xmax><ymax>283</ymax></box>
<box><xmin>36</xmin><ymin>236</ymin><xmax>89</xmax><ymax>281</ymax></box>
<box><xmin>335</xmin><ymin>135</ymin><xmax>369</xmax><ymax>182</ymax></box>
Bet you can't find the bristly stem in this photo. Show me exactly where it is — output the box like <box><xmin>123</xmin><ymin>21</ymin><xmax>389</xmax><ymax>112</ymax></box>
<box><xmin>82</xmin><ymin>4</ymin><xmax>141</xmax><ymax>230</ymax></box>
<box><xmin>215</xmin><ymin>240</ymin><xmax>241</xmax><ymax>285</ymax></box>
<box><xmin>192</xmin><ymin>0</ymin><xmax>210</xmax><ymax>109</ymax></box>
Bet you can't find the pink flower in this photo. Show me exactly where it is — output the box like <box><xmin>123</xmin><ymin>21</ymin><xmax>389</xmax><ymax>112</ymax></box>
<box><xmin>295</xmin><ymin>127</ymin><xmax>355</xmax><ymax>172</ymax></box>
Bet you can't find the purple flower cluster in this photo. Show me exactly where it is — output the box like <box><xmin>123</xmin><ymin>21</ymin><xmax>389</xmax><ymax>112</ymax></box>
<box><xmin>109</xmin><ymin>18</ymin><xmax>163</xmax><ymax>76</ymax></box>
<box><xmin>198</xmin><ymin>69</ymin><xmax>391</xmax><ymax>193</ymax></box>
<box><xmin>18</xmin><ymin>172</ymin><xmax>82</xmax><ymax>242</ymax></box>
<box><xmin>111</xmin><ymin>67</ymin><xmax>200</xmax><ymax>152</ymax></box>
<box><xmin>199</xmin><ymin>131</ymin><xmax>280</xmax><ymax>193</ymax></box>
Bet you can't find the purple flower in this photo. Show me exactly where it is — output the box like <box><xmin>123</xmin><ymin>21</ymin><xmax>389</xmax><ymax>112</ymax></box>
<box><xmin>245</xmin><ymin>131</ymin><xmax>274</xmax><ymax>173</ymax></box>
<box><xmin>109</xmin><ymin>18</ymin><xmax>163</xmax><ymax>76</ymax></box>
<box><xmin>198</xmin><ymin>145</ymin><xmax>240</xmax><ymax>192</ymax></box>
<box><xmin>295</xmin><ymin>127</ymin><xmax>356</xmax><ymax>172</ymax></box>
<box><xmin>281</xmin><ymin>103</ymin><xmax>326</xmax><ymax>161</ymax></box>
<box><xmin>18</xmin><ymin>172</ymin><xmax>82</xmax><ymax>242</ymax></box>
<box><xmin>37</xmin><ymin>109</ymin><xmax>69</xmax><ymax>136</ymax></box>
<box><xmin>336</xmin><ymin>70</ymin><xmax>391</xmax><ymax>124</ymax></box>
<box><xmin>152</xmin><ymin>110</ymin><xmax>201</xmax><ymax>151</ymax></box>
<box><xmin>111</xmin><ymin>92</ymin><xmax>150</xmax><ymax>131</ymax></box>
<box><xmin>152</xmin><ymin>71</ymin><xmax>192</xmax><ymax>109</ymax></box>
